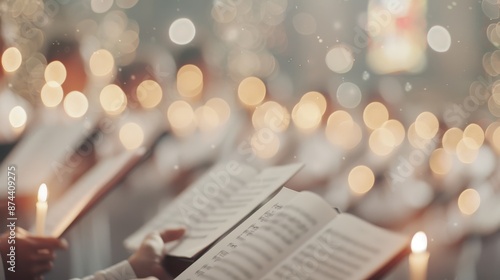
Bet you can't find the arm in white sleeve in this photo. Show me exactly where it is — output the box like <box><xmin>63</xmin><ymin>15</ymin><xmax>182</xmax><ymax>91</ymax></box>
<box><xmin>70</xmin><ymin>260</ymin><xmax>137</xmax><ymax>280</ymax></box>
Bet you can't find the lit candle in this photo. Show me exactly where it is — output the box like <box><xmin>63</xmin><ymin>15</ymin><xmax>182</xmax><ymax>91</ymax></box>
<box><xmin>36</xmin><ymin>184</ymin><xmax>48</xmax><ymax>235</ymax></box>
<box><xmin>409</xmin><ymin>231</ymin><xmax>430</xmax><ymax>280</ymax></box>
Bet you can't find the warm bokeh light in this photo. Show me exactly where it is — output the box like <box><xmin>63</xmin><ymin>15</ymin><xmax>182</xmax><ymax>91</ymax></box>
<box><xmin>369</xmin><ymin>127</ymin><xmax>396</xmax><ymax>156</ymax></box>
<box><xmin>177</xmin><ymin>64</ymin><xmax>203</xmax><ymax>98</ymax></box>
<box><xmin>100</xmin><ymin>84</ymin><xmax>127</xmax><ymax>115</ymax></box>
<box><xmin>491</xmin><ymin>126</ymin><xmax>500</xmax><ymax>154</ymax></box>
<box><xmin>363</xmin><ymin>102</ymin><xmax>389</xmax><ymax>130</ymax></box>
<box><xmin>411</xmin><ymin>231</ymin><xmax>427</xmax><ymax>253</ymax></box>
<box><xmin>429</xmin><ymin>148</ymin><xmax>453</xmax><ymax>175</ymax></box>
<box><xmin>382</xmin><ymin>119</ymin><xmax>406</xmax><ymax>146</ymax></box>
<box><xmin>169</xmin><ymin>18</ymin><xmax>196</xmax><ymax>45</ymax></box>
<box><xmin>89</xmin><ymin>49</ymin><xmax>114</xmax><ymax>76</ymax></box>
<box><xmin>292</xmin><ymin>101</ymin><xmax>322</xmax><ymax>132</ymax></box>
<box><xmin>485</xmin><ymin>122</ymin><xmax>500</xmax><ymax>144</ymax></box>
<box><xmin>38</xmin><ymin>183</ymin><xmax>48</xmax><ymax>202</ymax></box>
<box><xmin>238</xmin><ymin>76</ymin><xmax>266</xmax><ymax>107</ymax></box>
<box><xmin>456</xmin><ymin>139</ymin><xmax>478</xmax><ymax>164</ymax></box>
<box><xmin>462</xmin><ymin>123</ymin><xmax>484</xmax><ymax>150</ymax></box>
<box><xmin>252</xmin><ymin>101</ymin><xmax>290</xmax><ymax>132</ymax></box>
<box><xmin>2</xmin><ymin>47</ymin><xmax>22</xmax><ymax>72</ymax></box>
<box><xmin>44</xmin><ymin>61</ymin><xmax>67</xmax><ymax>85</ymax></box>
<box><xmin>206</xmin><ymin>98</ymin><xmax>231</xmax><ymax>125</ymax></box>
<box><xmin>325</xmin><ymin>111</ymin><xmax>362</xmax><ymax>150</ymax></box>
<box><xmin>414</xmin><ymin>112</ymin><xmax>439</xmax><ymax>139</ymax></box>
<box><xmin>325</xmin><ymin>45</ymin><xmax>354</xmax><ymax>74</ymax></box>
<box><xmin>8</xmin><ymin>106</ymin><xmax>27</xmax><ymax>128</ymax></box>
<box><xmin>63</xmin><ymin>91</ymin><xmax>88</xmax><ymax>118</ymax></box>
<box><xmin>41</xmin><ymin>82</ymin><xmax>64</xmax><ymax>107</ymax></box>
<box><xmin>167</xmin><ymin>100</ymin><xmax>196</xmax><ymax>136</ymax></box>
<box><xmin>442</xmin><ymin>127</ymin><xmax>463</xmax><ymax>154</ymax></box>
<box><xmin>301</xmin><ymin>91</ymin><xmax>327</xmax><ymax>115</ymax></box>
<box><xmin>195</xmin><ymin>106</ymin><xmax>220</xmax><ymax>132</ymax></box>
<box><xmin>251</xmin><ymin>130</ymin><xmax>280</xmax><ymax>159</ymax></box>
<box><xmin>136</xmin><ymin>80</ymin><xmax>163</xmax><ymax>109</ymax></box>
<box><xmin>348</xmin><ymin>165</ymin><xmax>375</xmax><ymax>195</ymax></box>
<box><xmin>119</xmin><ymin>122</ymin><xmax>144</xmax><ymax>150</ymax></box>
<box><xmin>458</xmin><ymin>188</ymin><xmax>481</xmax><ymax>215</ymax></box>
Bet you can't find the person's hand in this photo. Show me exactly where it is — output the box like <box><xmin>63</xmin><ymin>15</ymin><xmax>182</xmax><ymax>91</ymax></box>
<box><xmin>0</xmin><ymin>227</ymin><xmax>68</xmax><ymax>280</ymax></box>
<box><xmin>128</xmin><ymin>228</ymin><xmax>185</xmax><ymax>280</ymax></box>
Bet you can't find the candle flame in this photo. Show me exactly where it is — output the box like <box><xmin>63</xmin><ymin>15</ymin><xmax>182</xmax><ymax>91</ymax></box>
<box><xmin>411</xmin><ymin>231</ymin><xmax>427</xmax><ymax>253</ymax></box>
<box><xmin>38</xmin><ymin>184</ymin><xmax>48</xmax><ymax>202</ymax></box>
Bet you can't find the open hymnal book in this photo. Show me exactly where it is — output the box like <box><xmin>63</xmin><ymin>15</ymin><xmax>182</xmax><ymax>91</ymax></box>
<box><xmin>175</xmin><ymin>187</ymin><xmax>409</xmax><ymax>280</ymax></box>
<box><xmin>33</xmin><ymin>148</ymin><xmax>146</xmax><ymax>237</ymax></box>
<box><xmin>125</xmin><ymin>162</ymin><xmax>304</xmax><ymax>258</ymax></box>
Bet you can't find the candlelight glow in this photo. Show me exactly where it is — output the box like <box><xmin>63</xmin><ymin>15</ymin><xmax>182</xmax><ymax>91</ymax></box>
<box><xmin>177</xmin><ymin>64</ymin><xmax>203</xmax><ymax>98</ymax></box>
<box><xmin>382</xmin><ymin>119</ymin><xmax>406</xmax><ymax>146</ymax></box>
<box><xmin>41</xmin><ymin>82</ymin><xmax>64</xmax><ymax>107</ymax></box>
<box><xmin>301</xmin><ymin>91</ymin><xmax>326</xmax><ymax>115</ymax></box>
<box><xmin>119</xmin><ymin>122</ymin><xmax>144</xmax><ymax>150</ymax></box>
<box><xmin>38</xmin><ymin>183</ymin><xmax>48</xmax><ymax>202</ymax></box>
<box><xmin>9</xmin><ymin>106</ymin><xmax>27</xmax><ymax>128</ymax></box>
<box><xmin>369</xmin><ymin>127</ymin><xmax>396</xmax><ymax>156</ymax></box>
<box><xmin>442</xmin><ymin>128</ymin><xmax>463</xmax><ymax>154</ymax></box>
<box><xmin>136</xmin><ymin>80</ymin><xmax>163</xmax><ymax>109</ymax></box>
<box><xmin>292</xmin><ymin>101</ymin><xmax>322</xmax><ymax>132</ymax></box>
<box><xmin>411</xmin><ymin>231</ymin><xmax>427</xmax><ymax>253</ymax></box>
<box><xmin>100</xmin><ymin>84</ymin><xmax>127</xmax><ymax>115</ymax></box>
<box><xmin>252</xmin><ymin>101</ymin><xmax>289</xmax><ymax>132</ymax></box>
<box><xmin>64</xmin><ymin>91</ymin><xmax>88</xmax><ymax>118</ymax></box>
<box><xmin>44</xmin><ymin>61</ymin><xmax>67</xmax><ymax>85</ymax></box>
<box><xmin>492</xmin><ymin>126</ymin><xmax>500</xmax><ymax>154</ymax></box>
<box><xmin>456</xmin><ymin>139</ymin><xmax>478</xmax><ymax>163</ymax></box>
<box><xmin>89</xmin><ymin>49</ymin><xmax>114</xmax><ymax>77</ymax></box>
<box><xmin>363</xmin><ymin>102</ymin><xmax>389</xmax><ymax>130</ymax></box>
<box><xmin>325</xmin><ymin>111</ymin><xmax>362</xmax><ymax>150</ymax></box>
<box><xmin>429</xmin><ymin>148</ymin><xmax>453</xmax><ymax>175</ymax></box>
<box><xmin>206</xmin><ymin>98</ymin><xmax>230</xmax><ymax>125</ymax></box>
<box><xmin>348</xmin><ymin>165</ymin><xmax>375</xmax><ymax>194</ymax></box>
<box><xmin>2</xmin><ymin>47</ymin><xmax>22</xmax><ymax>72</ymax></box>
<box><xmin>458</xmin><ymin>188</ymin><xmax>481</xmax><ymax>215</ymax></box>
<box><xmin>238</xmin><ymin>76</ymin><xmax>266</xmax><ymax>107</ymax></box>
<box><xmin>167</xmin><ymin>100</ymin><xmax>196</xmax><ymax>136</ymax></box>
<box><xmin>414</xmin><ymin>112</ymin><xmax>439</xmax><ymax>140</ymax></box>
<box><xmin>462</xmin><ymin>123</ymin><xmax>484</xmax><ymax>149</ymax></box>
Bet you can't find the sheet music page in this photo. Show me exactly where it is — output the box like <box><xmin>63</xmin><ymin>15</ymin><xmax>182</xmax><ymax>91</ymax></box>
<box><xmin>39</xmin><ymin>148</ymin><xmax>145</xmax><ymax>237</ymax></box>
<box><xmin>125</xmin><ymin>162</ymin><xmax>304</xmax><ymax>258</ymax></box>
<box><xmin>175</xmin><ymin>191</ymin><xmax>338</xmax><ymax>280</ymax></box>
<box><xmin>262</xmin><ymin>213</ymin><xmax>408</xmax><ymax>280</ymax></box>
<box><xmin>175</xmin><ymin>187</ymin><xmax>298</xmax><ymax>279</ymax></box>
<box><xmin>0</xmin><ymin>122</ymin><xmax>94</xmax><ymax>197</ymax></box>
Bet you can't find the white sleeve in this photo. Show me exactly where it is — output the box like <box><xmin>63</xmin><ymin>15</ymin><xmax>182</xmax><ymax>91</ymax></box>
<box><xmin>71</xmin><ymin>260</ymin><xmax>137</xmax><ymax>280</ymax></box>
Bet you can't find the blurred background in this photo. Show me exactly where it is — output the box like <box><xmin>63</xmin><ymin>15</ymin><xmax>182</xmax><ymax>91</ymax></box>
<box><xmin>0</xmin><ymin>0</ymin><xmax>499</xmax><ymax>278</ymax></box>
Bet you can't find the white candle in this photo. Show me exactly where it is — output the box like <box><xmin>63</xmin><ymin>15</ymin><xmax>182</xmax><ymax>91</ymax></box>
<box><xmin>36</xmin><ymin>183</ymin><xmax>48</xmax><ymax>235</ymax></box>
<box><xmin>409</xmin><ymin>231</ymin><xmax>430</xmax><ymax>280</ymax></box>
